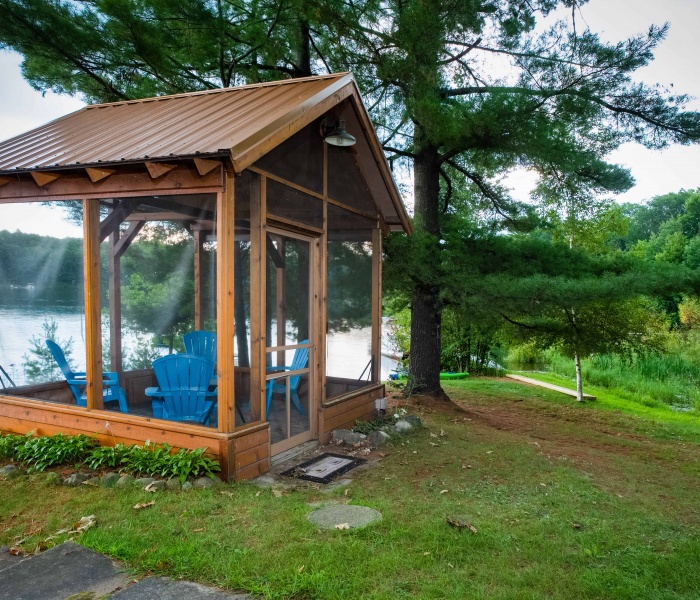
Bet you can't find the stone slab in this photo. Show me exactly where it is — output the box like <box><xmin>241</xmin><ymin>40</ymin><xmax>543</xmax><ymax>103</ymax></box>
<box><xmin>0</xmin><ymin>546</ymin><xmax>23</xmax><ymax>572</ymax></box>
<box><xmin>0</xmin><ymin>541</ymin><xmax>129</xmax><ymax>600</ymax></box>
<box><xmin>307</xmin><ymin>505</ymin><xmax>382</xmax><ymax>530</ymax></box>
<box><xmin>109</xmin><ymin>577</ymin><xmax>252</xmax><ymax>599</ymax></box>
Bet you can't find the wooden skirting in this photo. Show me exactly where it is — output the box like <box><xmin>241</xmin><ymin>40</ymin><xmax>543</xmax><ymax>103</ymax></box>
<box><xmin>319</xmin><ymin>384</ymin><xmax>384</xmax><ymax>444</ymax></box>
<box><xmin>0</xmin><ymin>394</ymin><xmax>271</xmax><ymax>482</ymax></box>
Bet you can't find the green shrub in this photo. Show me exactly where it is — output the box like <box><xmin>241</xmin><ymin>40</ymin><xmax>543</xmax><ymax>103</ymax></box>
<box><xmin>0</xmin><ymin>433</ymin><xmax>221</xmax><ymax>481</ymax></box>
<box><xmin>353</xmin><ymin>413</ymin><xmax>393</xmax><ymax>435</ymax></box>
<box><xmin>12</xmin><ymin>433</ymin><xmax>98</xmax><ymax>473</ymax></box>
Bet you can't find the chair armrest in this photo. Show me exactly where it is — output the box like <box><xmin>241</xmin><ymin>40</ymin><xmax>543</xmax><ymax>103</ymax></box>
<box><xmin>266</xmin><ymin>366</ymin><xmax>292</xmax><ymax>373</ymax></box>
<box><xmin>145</xmin><ymin>387</ymin><xmax>168</xmax><ymax>398</ymax></box>
<box><xmin>102</xmin><ymin>371</ymin><xmax>120</xmax><ymax>383</ymax></box>
<box><xmin>66</xmin><ymin>377</ymin><xmax>88</xmax><ymax>385</ymax></box>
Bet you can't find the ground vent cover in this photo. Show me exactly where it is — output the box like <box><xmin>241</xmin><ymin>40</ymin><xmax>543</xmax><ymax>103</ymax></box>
<box><xmin>281</xmin><ymin>453</ymin><xmax>367</xmax><ymax>484</ymax></box>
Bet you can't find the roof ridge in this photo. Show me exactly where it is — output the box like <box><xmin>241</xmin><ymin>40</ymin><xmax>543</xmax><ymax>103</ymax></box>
<box><xmin>86</xmin><ymin>73</ymin><xmax>351</xmax><ymax>110</ymax></box>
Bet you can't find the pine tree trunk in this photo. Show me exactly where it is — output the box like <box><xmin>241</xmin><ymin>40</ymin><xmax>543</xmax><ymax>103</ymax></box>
<box><xmin>409</xmin><ymin>142</ymin><xmax>443</xmax><ymax>395</ymax></box>
<box><xmin>575</xmin><ymin>352</ymin><xmax>584</xmax><ymax>402</ymax></box>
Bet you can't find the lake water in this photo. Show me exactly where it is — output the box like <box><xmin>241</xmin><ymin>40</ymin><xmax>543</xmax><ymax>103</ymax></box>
<box><xmin>0</xmin><ymin>286</ymin><xmax>398</xmax><ymax>386</ymax></box>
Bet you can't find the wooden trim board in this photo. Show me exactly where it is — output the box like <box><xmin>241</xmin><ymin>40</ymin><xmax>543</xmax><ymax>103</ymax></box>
<box><xmin>506</xmin><ymin>374</ymin><xmax>596</xmax><ymax>401</ymax></box>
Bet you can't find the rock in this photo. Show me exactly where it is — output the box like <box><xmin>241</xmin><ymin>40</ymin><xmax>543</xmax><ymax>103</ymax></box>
<box><xmin>101</xmin><ymin>472</ymin><xmax>120</xmax><ymax>488</ymax></box>
<box><xmin>64</xmin><ymin>473</ymin><xmax>89</xmax><ymax>486</ymax></box>
<box><xmin>251</xmin><ymin>474</ymin><xmax>276</xmax><ymax>488</ymax></box>
<box><xmin>145</xmin><ymin>480</ymin><xmax>167</xmax><ymax>492</ymax></box>
<box><xmin>181</xmin><ymin>482</ymin><xmax>193</xmax><ymax>491</ymax></box>
<box><xmin>42</xmin><ymin>472</ymin><xmax>62</xmax><ymax>486</ymax></box>
<box><xmin>194</xmin><ymin>477</ymin><xmax>214</xmax><ymax>489</ymax></box>
<box><xmin>84</xmin><ymin>477</ymin><xmax>101</xmax><ymax>487</ymax></box>
<box><xmin>307</xmin><ymin>504</ymin><xmax>382</xmax><ymax>530</ymax></box>
<box><xmin>404</xmin><ymin>415</ymin><xmax>422</xmax><ymax>428</ymax></box>
<box><xmin>115</xmin><ymin>475</ymin><xmax>135</xmax><ymax>488</ymax></box>
<box><xmin>0</xmin><ymin>464</ymin><xmax>23</xmax><ymax>479</ymax></box>
<box><xmin>368</xmin><ymin>430</ymin><xmax>390</xmax><ymax>448</ymax></box>
<box><xmin>331</xmin><ymin>429</ymin><xmax>367</xmax><ymax>445</ymax></box>
<box><xmin>133</xmin><ymin>477</ymin><xmax>155</xmax><ymax>489</ymax></box>
<box><xmin>166</xmin><ymin>478</ymin><xmax>181</xmax><ymax>491</ymax></box>
<box><xmin>393</xmin><ymin>420</ymin><xmax>413</xmax><ymax>433</ymax></box>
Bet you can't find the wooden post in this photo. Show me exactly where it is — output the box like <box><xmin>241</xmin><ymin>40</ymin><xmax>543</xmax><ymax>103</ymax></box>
<box><xmin>217</xmin><ymin>173</ymin><xmax>236</xmax><ymax>434</ymax></box>
<box><xmin>83</xmin><ymin>199</ymin><xmax>103</xmax><ymax>409</ymax></box>
<box><xmin>371</xmin><ymin>227</ymin><xmax>382</xmax><ymax>383</ymax></box>
<box><xmin>249</xmin><ymin>175</ymin><xmax>266</xmax><ymax>422</ymax></box>
<box><xmin>318</xmin><ymin>201</ymin><xmax>327</xmax><ymax>405</ymax></box>
<box><xmin>276</xmin><ymin>239</ymin><xmax>286</xmax><ymax>366</ymax></box>
<box><xmin>194</xmin><ymin>229</ymin><xmax>204</xmax><ymax>330</ymax></box>
<box><xmin>108</xmin><ymin>220</ymin><xmax>122</xmax><ymax>373</ymax></box>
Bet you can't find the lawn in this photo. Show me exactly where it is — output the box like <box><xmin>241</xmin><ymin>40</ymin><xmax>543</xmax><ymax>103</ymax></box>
<box><xmin>2</xmin><ymin>378</ymin><xmax>700</xmax><ymax>599</ymax></box>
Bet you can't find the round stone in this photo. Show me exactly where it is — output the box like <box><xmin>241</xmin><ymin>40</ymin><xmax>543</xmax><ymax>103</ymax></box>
<box><xmin>307</xmin><ymin>505</ymin><xmax>382</xmax><ymax>530</ymax></box>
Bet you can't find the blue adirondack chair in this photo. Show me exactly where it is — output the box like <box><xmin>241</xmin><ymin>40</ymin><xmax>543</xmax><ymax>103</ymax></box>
<box><xmin>45</xmin><ymin>339</ymin><xmax>128</xmax><ymax>412</ymax></box>
<box><xmin>266</xmin><ymin>340</ymin><xmax>309</xmax><ymax>416</ymax></box>
<box><xmin>183</xmin><ymin>330</ymin><xmax>217</xmax><ymax>364</ymax></box>
<box><xmin>145</xmin><ymin>354</ymin><xmax>217</xmax><ymax>424</ymax></box>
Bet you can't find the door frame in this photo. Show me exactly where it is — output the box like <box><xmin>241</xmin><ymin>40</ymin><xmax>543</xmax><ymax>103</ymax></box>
<box><xmin>265</xmin><ymin>225</ymin><xmax>321</xmax><ymax>455</ymax></box>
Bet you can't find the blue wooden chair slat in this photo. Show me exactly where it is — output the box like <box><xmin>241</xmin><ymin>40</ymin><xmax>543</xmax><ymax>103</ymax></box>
<box><xmin>145</xmin><ymin>354</ymin><xmax>217</xmax><ymax>424</ymax></box>
<box><xmin>45</xmin><ymin>339</ymin><xmax>128</xmax><ymax>412</ymax></box>
<box><xmin>183</xmin><ymin>330</ymin><xmax>217</xmax><ymax>364</ymax></box>
<box><xmin>266</xmin><ymin>340</ymin><xmax>309</xmax><ymax>416</ymax></box>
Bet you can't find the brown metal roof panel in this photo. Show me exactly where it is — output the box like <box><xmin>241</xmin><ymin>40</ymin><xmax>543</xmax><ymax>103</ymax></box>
<box><xmin>0</xmin><ymin>75</ymin><xmax>345</xmax><ymax>171</ymax></box>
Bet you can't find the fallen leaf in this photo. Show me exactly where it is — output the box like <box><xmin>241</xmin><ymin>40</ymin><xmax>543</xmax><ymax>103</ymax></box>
<box><xmin>430</xmin><ymin>442</ymin><xmax>439</xmax><ymax>447</ymax></box>
<box><xmin>335</xmin><ymin>523</ymin><xmax>350</xmax><ymax>531</ymax></box>
<box><xmin>144</xmin><ymin>483</ymin><xmax>159</xmax><ymax>493</ymax></box>
<box><xmin>440</xmin><ymin>489</ymin><xmax>449</xmax><ymax>494</ymax></box>
<box><xmin>448</xmin><ymin>563</ymin><xmax>454</xmax><ymax>568</ymax></box>
<box><xmin>344</xmin><ymin>489</ymin><xmax>349</xmax><ymax>496</ymax></box>
<box><xmin>9</xmin><ymin>547</ymin><xmax>22</xmax><ymax>556</ymax></box>
<box><xmin>440</xmin><ymin>429</ymin><xmax>446</xmax><ymax>437</ymax></box>
<box><xmin>272</xmin><ymin>489</ymin><xmax>284</xmax><ymax>498</ymax></box>
<box><xmin>533</xmin><ymin>441</ymin><xmax>540</xmax><ymax>447</ymax></box>
<box><xmin>572</xmin><ymin>523</ymin><xmax>583</xmax><ymax>530</ymax></box>
<box><xmin>255</xmin><ymin>491</ymin><xmax>261</xmax><ymax>497</ymax></box>
<box><xmin>298</xmin><ymin>565</ymin><xmax>305</xmax><ymax>573</ymax></box>
<box><xmin>133</xmin><ymin>501</ymin><xmax>155</xmax><ymax>510</ymax></box>
<box><xmin>486</xmin><ymin>451</ymin><xmax>493</xmax><ymax>454</ymax></box>
<box><xmin>447</xmin><ymin>516</ymin><xmax>478</xmax><ymax>534</ymax></box>
<box><xmin>430</xmin><ymin>433</ymin><xmax>438</xmax><ymax>438</ymax></box>
<box><xmin>539</xmin><ymin>483</ymin><xmax>547</xmax><ymax>487</ymax></box>
<box><xmin>192</xmin><ymin>528</ymin><xmax>205</xmax><ymax>533</ymax></box>
<box><xmin>423</xmin><ymin>551</ymin><xmax>431</xmax><ymax>556</ymax></box>
<box><xmin>219</xmin><ymin>491</ymin><xmax>235</xmax><ymax>497</ymax></box>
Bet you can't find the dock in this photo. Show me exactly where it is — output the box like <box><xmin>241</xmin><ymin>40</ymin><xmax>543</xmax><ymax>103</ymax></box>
<box><xmin>506</xmin><ymin>374</ymin><xmax>596</xmax><ymax>401</ymax></box>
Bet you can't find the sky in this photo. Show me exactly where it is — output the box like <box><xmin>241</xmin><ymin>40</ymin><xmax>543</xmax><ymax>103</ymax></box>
<box><xmin>0</xmin><ymin>0</ymin><xmax>699</xmax><ymax>237</ymax></box>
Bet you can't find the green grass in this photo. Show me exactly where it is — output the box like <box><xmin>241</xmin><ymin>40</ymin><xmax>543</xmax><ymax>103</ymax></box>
<box><xmin>2</xmin><ymin>378</ymin><xmax>700</xmax><ymax>599</ymax></box>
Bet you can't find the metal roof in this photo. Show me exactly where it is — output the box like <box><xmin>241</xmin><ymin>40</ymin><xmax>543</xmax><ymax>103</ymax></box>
<box><xmin>0</xmin><ymin>72</ymin><xmax>410</xmax><ymax>232</ymax></box>
<box><xmin>0</xmin><ymin>74</ymin><xmax>348</xmax><ymax>172</ymax></box>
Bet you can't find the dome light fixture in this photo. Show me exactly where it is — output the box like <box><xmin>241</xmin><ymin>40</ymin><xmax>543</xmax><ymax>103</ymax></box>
<box><xmin>321</xmin><ymin>118</ymin><xmax>356</xmax><ymax>147</ymax></box>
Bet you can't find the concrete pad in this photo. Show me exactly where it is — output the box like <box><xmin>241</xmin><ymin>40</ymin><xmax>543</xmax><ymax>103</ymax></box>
<box><xmin>109</xmin><ymin>577</ymin><xmax>252</xmax><ymax>599</ymax></box>
<box><xmin>307</xmin><ymin>504</ymin><xmax>382</xmax><ymax>530</ymax></box>
<box><xmin>0</xmin><ymin>546</ymin><xmax>24</xmax><ymax>572</ymax></box>
<box><xmin>0</xmin><ymin>541</ymin><xmax>129</xmax><ymax>600</ymax></box>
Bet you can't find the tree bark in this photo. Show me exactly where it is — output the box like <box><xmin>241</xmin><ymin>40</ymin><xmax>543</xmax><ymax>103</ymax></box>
<box><xmin>575</xmin><ymin>351</ymin><xmax>584</xmax><ymax>402</ymax></box>
<box><xmin>409</xmin><ymin>142</ymin><xmax>443</xmax><ymax>395</ymax></box>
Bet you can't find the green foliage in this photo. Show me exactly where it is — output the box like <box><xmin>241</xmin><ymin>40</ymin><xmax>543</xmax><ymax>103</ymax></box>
<box><xmin>86</xmin><ymin>441</ymin><xmax>220</xmax><ymax>483</ymax></box>
<box><xmin>352</xmin><ymin>413</ymin><xmax>393</xmax><ymax>435</ymax></box>
<box><xmin>0</xmin><ymin>433</ymin><xmax>220</xmax><ymax>481</ymax></box>
<box><xmin>11</xmin><ymin>433</ymin><xmax>98</xmax><ymax>473</ymax></box>
<box><xmin>22</xmin><ymin>318</ymin><xmax>75</xmax><ymax>384</ymax></box>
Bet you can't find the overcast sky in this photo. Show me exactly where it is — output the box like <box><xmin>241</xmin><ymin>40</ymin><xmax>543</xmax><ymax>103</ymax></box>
<box><xmin>1</xmin><ymin>0</ymin><xmax>699</xmax><ymax>237</ymax></box>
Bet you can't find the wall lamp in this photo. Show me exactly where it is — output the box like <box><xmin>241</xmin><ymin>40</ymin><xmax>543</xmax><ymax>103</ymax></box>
<box><xmin>321</xmin><ymin>118</ymin><xmax>356</xmax><ymax>147</ymax></box>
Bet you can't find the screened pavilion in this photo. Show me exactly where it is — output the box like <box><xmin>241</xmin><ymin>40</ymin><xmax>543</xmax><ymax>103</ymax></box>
<box><xmin>0</xmin><ymin>73</ymin><xmax>410</xmax><ymax>480</ymax></box>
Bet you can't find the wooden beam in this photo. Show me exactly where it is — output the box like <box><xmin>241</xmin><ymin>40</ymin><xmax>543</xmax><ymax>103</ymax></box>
<box><xmin>83</xmin><ymin>199</ymin><xmax>104</xmax><ymax>410</ymax></box>
<box><xmin>99</xmin><ymin>199</ymin><xmax>137</xmax><ymax>242</ymax></box>
<box><xmin>276</xmin><ymin>239</ymin><xmax>286</xmax><ymax>366</ymax></box>
<box><xmin>194</xmin><ymin>230</ymin><xmax>204</xmax><ymax>330</ymax></box>
<box><xmin>194</xmin><ymin>157</ymin><xmax>221</xmax><ymax>176</ymax></box>
<box><xmin>113</xmin><ymin>221</ymin><xmax>145</xmax><ymax>258</ymax></box>
<box><xmin>249</xmin><ymin>175</ymin><xmax>265</xmax><ymax>423</ymax></box>
<box><xmin>145</xmin><ymin>162</ymin><xmax>177</xmax><ymax>179</ymax></box>
<box><xmin>30</xmin><ymin>171</ymin><xmax>61</xmax><ymax>187</ymax></box>
<box><xmin>109</xmin><ymin>224</ymin><xmax>122</xmax><ymax>373</ymax></box>
<box><xmin>371</xmin><ymin>228</ymin><xmax>382</xmax><ymax>383</ymax></box>
<box><xmin>318</xmin><ymin>201</ymin><xmax>328</xmax><ymax>405</ymax></box>
<box><xmin>0</xmin><ymin>164</ymin><xmax>223</xmax><ymax>202</ymax></box>
<box><xmin>0</xmin><ymin>176</ymin><xmax>13</xmax><ymax>188</ymax></box>
<box><xmin>217</xmin><ymin>171</ymin><xmax>237</xmax><ymax>434</ymax></box>
<box><xmin>85</xmin><ymin>167</ymin><xmax>116</xmax><ymax>183</ymax></box>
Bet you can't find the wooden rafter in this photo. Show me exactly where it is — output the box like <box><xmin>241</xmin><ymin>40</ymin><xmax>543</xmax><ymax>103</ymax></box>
<box><xmin>193</xmin><ymin>157</ymin><xmax>221</xmax><ymax>176</ymax></box>
<box><xmin>113</xmin><ymin>221</ymin><xmax>145</xmax><ymax>258</ymax></box>
<box><xmin>99</xmin><ymin>199</ymin><xmax>137</xmax><ymax>242</ymax></box>
<box><xmin>85</xmin><ymin>167</ymin><xmax>116</xmax><ymax>183</ymax></box>
<box><xmin>30</xmin><ymin>171</ymin><xmax>61</xmax><ymax>187</ymax></box>
<box><xmin>145</xmin><ymin>162</ymin><xmax>177</xmax><ymax>179</ymax></box>
<box><xmin>0</xmin><ymin>176</ymin><xmax>13</xmax><ymax>188</ymax></box>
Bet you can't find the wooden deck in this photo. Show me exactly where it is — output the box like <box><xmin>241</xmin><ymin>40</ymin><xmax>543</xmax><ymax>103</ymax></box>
<box><xmin>506</xmin><ymin>374</ymin><xmax>596</xmax><ymax>401</ymax></box>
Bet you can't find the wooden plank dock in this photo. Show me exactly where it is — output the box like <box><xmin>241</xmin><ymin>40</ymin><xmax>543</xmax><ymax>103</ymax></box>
<box><xmin>506</xmin><ymin>374</ymin><xmax>596</xmax><ymax>401</ymax></box>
